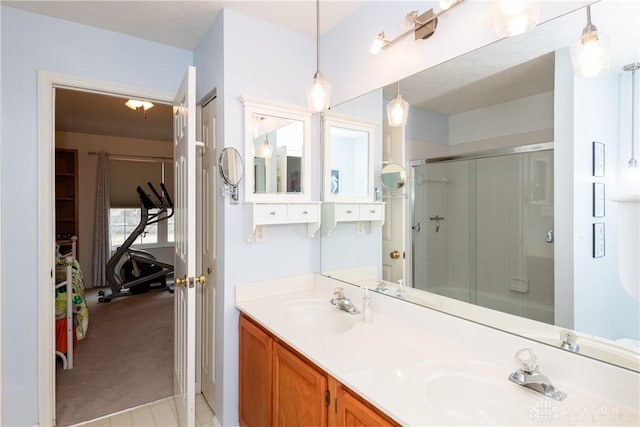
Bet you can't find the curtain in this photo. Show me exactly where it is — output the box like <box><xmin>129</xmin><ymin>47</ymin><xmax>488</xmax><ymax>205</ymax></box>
<box><xmin>92</xmin><ymin>151</ymin><xmax>111</xmax><ymax>288</ymax></box>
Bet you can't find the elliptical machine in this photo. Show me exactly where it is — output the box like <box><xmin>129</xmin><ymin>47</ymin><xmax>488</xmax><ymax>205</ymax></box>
<box><xmin>99</xmin><ymin>182</ymin><xmax>174</xmax><ymax>303</ymax></box>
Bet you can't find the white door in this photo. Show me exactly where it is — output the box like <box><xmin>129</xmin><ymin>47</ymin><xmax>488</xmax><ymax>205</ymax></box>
<box><xmin>200</xmin><ymin>98</ymin><xmax>217</xmax><ymax>408</ymax></box>
<box><xmin>173</xmin><ymin>66</ymin><xmax>197</xmax><ymax>427</ymax></box>
<box><xmin>382</xmin><ymin>124</ymin><xmax>406</xmax><ymax>283</ymax></box>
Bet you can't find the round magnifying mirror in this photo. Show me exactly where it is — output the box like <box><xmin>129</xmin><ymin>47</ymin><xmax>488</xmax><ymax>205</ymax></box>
<box><xmin>380</xmin><ymin>163</ymin><xmax>407</xmax><ymax>191</ymax></box>
<box><xmin>218</xmin><ymin>147</ymin><xmax>244</xmax><ymax>186</ymax></box>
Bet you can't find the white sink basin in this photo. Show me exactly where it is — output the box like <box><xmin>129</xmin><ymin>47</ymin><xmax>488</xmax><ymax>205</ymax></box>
<box><xmin>412</xmin><ymin>361</ymin><xmax>536</xmax><ymax>426</ymax></box>
<box><xmin>277</xmin><ymin>298</ymin><xmax>355</xmax><ymax>336</ymax></box>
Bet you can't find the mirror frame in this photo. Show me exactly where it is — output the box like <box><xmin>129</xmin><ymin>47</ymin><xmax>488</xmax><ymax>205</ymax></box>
<box><xmin>241</xmin><ymin>96</ymin><xmax>312</xmax><ymax>203</ymax></box>
<box><xmin>322</xmin><ymin>113</ymin><xmax>376</xmax><ymax>203</ymax></box>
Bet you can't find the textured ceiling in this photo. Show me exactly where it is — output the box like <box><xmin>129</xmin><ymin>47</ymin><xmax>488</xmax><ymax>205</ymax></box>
<box><xmin>55</xmin><ymin>89</ymin><xmax>173</xmax><ymax>141</ymax></box>
<box><xmin>3</xmin><ymin>0</ymin><xmax>366</xmax><ymax>49</ymax></box>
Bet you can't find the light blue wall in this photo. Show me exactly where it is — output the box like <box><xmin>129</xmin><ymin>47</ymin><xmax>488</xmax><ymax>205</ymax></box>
<box><xmin>0</xmin><ymin>7</ymin><xmax>192</xmax><ymax>425</ymax></box>
<box><xmin>404</xmin><ymin>105</ymin><xmax>449</xmax><ymax>146</ymax></box>
<box><xmin>195</xmin><ymin>9</ymin><xmax>316</xmax><ymax>426</ymax></box>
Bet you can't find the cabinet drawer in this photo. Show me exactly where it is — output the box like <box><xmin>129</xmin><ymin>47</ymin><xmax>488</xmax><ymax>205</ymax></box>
<box><xmin>360</xmin><ymin>204</ymin><xmax>384</xmax><ymax>221</ymax></box>
<box><xmin>288</xmin><ymin>203</ymin><xmax>319</xmax><ymax>222</ymax></box>
<box><xmin>254</xmin><ymin>204</ymin><xmax>288</xmax><ymax>224</ymax></box>
<box><xmin>334</xmin><ymin>204</ymin><xmax>360</xmax><ymax>221</ymax></box>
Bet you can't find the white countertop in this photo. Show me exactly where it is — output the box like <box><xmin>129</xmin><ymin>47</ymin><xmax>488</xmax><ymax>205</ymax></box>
<box><xmin>236</xmin><ymin>274</ymin><xmax>640</xmax><ymax>426</ymax></box>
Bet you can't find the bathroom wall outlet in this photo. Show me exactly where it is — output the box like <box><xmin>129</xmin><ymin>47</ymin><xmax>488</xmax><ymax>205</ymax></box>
<box><xmin>255</xmin><ymin>225</ymin><xmax>266</xmax><ymax>243</ymax></box>
<box><xmin>357</xmin><ymin>221</ymin><xmax>366</xmax><ymax>235</ymax></box>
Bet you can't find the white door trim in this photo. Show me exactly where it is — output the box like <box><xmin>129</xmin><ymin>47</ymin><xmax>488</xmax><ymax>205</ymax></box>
<box><xmin>37</xmin><ymin>70</ymin><xmax>174</xmax><ymax>426</ymax></box>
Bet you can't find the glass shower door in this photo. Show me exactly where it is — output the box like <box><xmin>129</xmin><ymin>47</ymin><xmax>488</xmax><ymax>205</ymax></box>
<box><xmin>412</xmin><ymin>149</ymin><xmax>554</xmax><ymax>324</ymax></box>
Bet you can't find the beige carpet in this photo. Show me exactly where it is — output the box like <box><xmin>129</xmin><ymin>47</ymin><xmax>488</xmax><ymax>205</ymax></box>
<box><xmin>56</xmin><ymin>287</ymin><xmax>174</xmax><ymax>426</ymax></box>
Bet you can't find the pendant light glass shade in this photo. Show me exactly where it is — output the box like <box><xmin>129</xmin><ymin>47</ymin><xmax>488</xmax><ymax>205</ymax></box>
<box><xmin>489</xmin><ymin>0</ymin><xmax>540</xmax><ymax>37</ymax></box>
<box><xmin>307</xmin><ymin>0</ymin><xmax>331</xmax><ymax>112</ymax></box>
<box><xmin>260</xmin><ymin>137</ymin><xmax>273</xmax><ymax>159</ymax></box>
<box><xmin>570</xmin><ymin>5</ymin><xmax>611</xmax><ymax>78</ymax></box>
<box><xmin>307</xmin><ymin>71</ymin><xmax>332</xmax><ymax>113</ymax></box>
<box><xmin>386</xmin><ymin>82</ymin><xmax>409</xmax><ymax>127</ymax></box>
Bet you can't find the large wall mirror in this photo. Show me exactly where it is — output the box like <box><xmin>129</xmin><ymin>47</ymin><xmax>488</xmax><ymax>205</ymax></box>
<box><xmin>242</xmin><ymin>97</ymin><xmax>312</xmax><ymax>202</ymax></box>
<box><xmin>320</xmin><ymin>2</ymin><xmax>640</xmax><ymax>372</ymax></box>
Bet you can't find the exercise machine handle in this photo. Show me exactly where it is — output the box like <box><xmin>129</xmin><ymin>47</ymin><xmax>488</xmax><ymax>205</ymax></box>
<box><xmin>147</xmin><ymin>182</ymin><xmax>164</xmax><ymax>207</ymax></box>
<box><xmin>137</xmin><ymin>186</ymin><xmax>158</xmax><ymax>210</ymax></box>
<box><xmin>160</xmin><ymin>182</ymin><xmax>174</xmax><ymax>208</ymax></box>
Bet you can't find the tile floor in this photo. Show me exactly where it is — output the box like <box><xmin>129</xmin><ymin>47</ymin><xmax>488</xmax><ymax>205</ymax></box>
<box><xmin>70</xmin><ymin>394</ymin><xmax>215</xmax><ymax>427</ymax></box>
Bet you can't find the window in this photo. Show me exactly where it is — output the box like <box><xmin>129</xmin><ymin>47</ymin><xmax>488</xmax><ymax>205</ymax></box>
<box><xmin>110</xmin><ymin>208</ymin><xmax>170</xmax><ymax>247</ymax></box>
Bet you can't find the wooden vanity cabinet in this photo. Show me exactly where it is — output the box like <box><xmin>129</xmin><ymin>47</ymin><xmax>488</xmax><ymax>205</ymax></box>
<box><xmin>239</xmin><ymin>314</ymin><xmax>399</xmax><ymax>427</ymax></box>
<box><xmin>273</xmin><ymin>341</ymin><xmax>328</xmax><ymax>426</ymax></box>
<box><xmin>239</xmin><ymin>314</ymin><xmax>272</xmax><ymax>427</ymax></box>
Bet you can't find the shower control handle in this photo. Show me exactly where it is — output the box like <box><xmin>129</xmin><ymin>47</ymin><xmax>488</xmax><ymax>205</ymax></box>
<box><xmin>412</xmin><ymin>222</ymin><xmax>421</xmax><ymax>232</ymax></box>
<box><xmin>545</xmin><ymin>230</ymin><xmax>554</xmax><ymax>243</ymax></box>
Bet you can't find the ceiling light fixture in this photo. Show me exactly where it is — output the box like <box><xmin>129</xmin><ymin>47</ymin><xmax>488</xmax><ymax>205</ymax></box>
<box><xmin>370</xmin><ymin>0</ymin><xmax>465</xmax><ymax>56</ymax></box>
<box><xmin>490</xmin><ymin>0</ymin><xmax>540</xmax><ymax>37</ymax></box>
<box><xmin>386</xmin><ymin>81</ymin><xmax>409</xmax><ymax>127</ymax></box>
<box><xmin>125</xmin><ymin>99</ymin><xmax>154</xmax><ymax>118</ymax></box>
<box><xmin>307</xmin><ymin>0</ymin><xmax>331</xmax><ymax>112</ymax></box>
<box><xmin>569</xmin><ymin>5</ymin><xmax>611</xmax><ymax>78</ymax></box>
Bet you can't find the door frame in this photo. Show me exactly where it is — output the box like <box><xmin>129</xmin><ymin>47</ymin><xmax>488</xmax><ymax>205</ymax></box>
<box><xmin>37</xmin><ymin>70</ymin><xmax>174</xmax><ymax>425</ymax></box>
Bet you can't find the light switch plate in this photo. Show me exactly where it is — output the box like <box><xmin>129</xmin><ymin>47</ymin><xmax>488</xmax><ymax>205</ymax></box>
<box><xmin>357</xmin><ymin>221</ymin><xmax>366</xmax><ymax>235</ymax></box>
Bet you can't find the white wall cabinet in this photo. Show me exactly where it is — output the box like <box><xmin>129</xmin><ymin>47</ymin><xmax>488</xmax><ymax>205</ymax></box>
<box><xmin>321</xmin><ymin>202</ymin><xmax>384</xmax><ymax>236</ymax></box>
<box><xmin>246</xmin><ymin>202</ymin><xmax>321</xmax><ymax>241</ymax></box>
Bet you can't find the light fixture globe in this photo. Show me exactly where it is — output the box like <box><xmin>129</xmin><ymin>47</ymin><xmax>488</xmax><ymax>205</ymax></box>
<box><xmin>490</xmin><ymin>0</ymin><xmax>540</xmax><ymax>37</ymax></box>
<box><xmin>569</xmin><ymin>5</ymin><xmax>611</xmax><ymax>78</ymax></box>
<box><xmin>386</xmin><ymin>91</ymin><xmax>409</xmax><ymax>127</ymax></box>
<box><xmin>570</xmin><ymin>31</ymin><xmax>611</xmax><ymax>78</ymax></box>
<box><xmin>307</xmin><ymin>72</ymin><xmax>332</xmax><ymax>113</ymax></box>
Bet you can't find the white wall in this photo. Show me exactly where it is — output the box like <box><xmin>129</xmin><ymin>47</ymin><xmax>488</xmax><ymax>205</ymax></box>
<box><xmin>449</xmin><ymin>91</ymin><xmax>554</xmax><ymax>145</ymax></box>
<box><xmin>0</xmin><ymin>7</ymin><xmax>192</xmax><ymax>425</ymax></box>
<box><xmin>195</xmin><ymin>9</ymin><xmax>317</xmax><ymax>426</ymax></box>
<box><xmin>323</xmin><ymin>1</ymin><xmax>585</xmax><ymax>106</ymax></box>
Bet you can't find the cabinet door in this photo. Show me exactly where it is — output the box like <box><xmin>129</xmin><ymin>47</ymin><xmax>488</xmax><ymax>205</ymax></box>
<box><xmin>336</xmin><ymin>386</ymin><xmax>398</xmax><ymax>427</ymax></box>
<box><xmin>273</xmin><ymin>342</ymin><xmax>328</xmax><ymax>427</ymax></box>
<box><xmin>239</xmin><ymin>315</ymin><xmax>273</xmax><ymax>427</ymax></box>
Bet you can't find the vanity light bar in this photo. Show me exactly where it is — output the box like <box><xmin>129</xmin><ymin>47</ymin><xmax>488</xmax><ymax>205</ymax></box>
<box><xmin>370</xmin><ymin>0</ymin><xmax>465</xmax><ymax>55</ymax></box>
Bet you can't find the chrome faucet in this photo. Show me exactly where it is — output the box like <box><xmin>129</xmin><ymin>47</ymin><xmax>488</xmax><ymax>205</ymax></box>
<box><xmin>330</xmin><ymin>287</ymin><xmax>360</xmax><ymax>315</ymax></box>
<box><xmin>508</xmin><ymin>348</ymin><xmax>567</xmax><ymax>401</ymax></box>
<box><xmin>559</xmin><ymin>329</ymin><xmax>580</xmax><ymax>353</ymax></box>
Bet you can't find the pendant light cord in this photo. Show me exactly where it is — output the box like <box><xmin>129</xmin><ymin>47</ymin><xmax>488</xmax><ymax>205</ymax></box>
<box><xmin>316</xmin><ymin>0</ymin><xmax>320</xmax><ymax>74</ymax></box>
<box><xmin>631</xmin><ymin>67</ymin><xmax>637</xmax><ymax>165</ymax></box>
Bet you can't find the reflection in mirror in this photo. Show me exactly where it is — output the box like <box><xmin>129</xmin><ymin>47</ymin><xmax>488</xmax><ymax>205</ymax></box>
<box><xmin>252</xmin><ymin>114</ymin><xmax>303</xmax><ymax>194</ymax></box>
<box><xmin>242</xmin><ymin>97</ymin><xmax>312</xmax><ymax>202</ymax></box>
<box><xmin>381</xmin><ymin>163</ymin><xmax>407</xmax><ymax>191</ymax></box>
<box><xmin>218</xmin><ymin>147</ymin><xmax>244</xmax><ymax>204</ymax></box>
<box><xmin>320</xmin><ymin>2</ymin><xmax>640</xmax><ymax>371</ymax></box>
<box><xmin>323</xmin><ymin>115</ymin><xmax>375</xmax><ymax>202</ymax></box>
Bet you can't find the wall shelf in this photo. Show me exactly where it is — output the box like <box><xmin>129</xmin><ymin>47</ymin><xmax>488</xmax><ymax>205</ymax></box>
<box><xmin>55</xmin><ymin>148</ymin><xmax>79</xmax><ymax>254</ymax></box>
<box><xmin>245</xmin><ymin>202</ymin><xmax>321</xmax><ymax>242</ymax></box>
<box><xmin>321</xmin><ymin>202</ymin><xmax>385</xmax><ymax>236</ymax></box>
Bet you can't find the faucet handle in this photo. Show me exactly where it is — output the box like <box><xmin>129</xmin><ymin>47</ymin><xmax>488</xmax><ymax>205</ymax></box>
<box><xmin>333</xmin><ymin>287</ymin><xmax>345</xmax><ymax>299</ymax></box>
<box><xmin>514</xmin><ymin>348</ymin><xmax>538</xmax><ymax>373</ymax></box>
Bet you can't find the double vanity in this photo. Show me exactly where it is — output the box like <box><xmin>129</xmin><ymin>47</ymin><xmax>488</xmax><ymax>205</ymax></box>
<box><xmin>236</xmin><ymin>274</ymin><xmax>640</xmax><ymax>426</ymax></box>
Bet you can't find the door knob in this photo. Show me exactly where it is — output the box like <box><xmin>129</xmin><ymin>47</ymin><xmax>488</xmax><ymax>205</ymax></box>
<box><xmin>175</xmin><ymin>276</ymin><xmax>188</xmax><ymax>287</ymax></box>
<box><xmin>390</xmin><ymin>250</ymin><xmax>401</xmax><ymax>259</ymax></box>
<box><xmin>195</xmin><ymin>275</ymin><xmax>206</xmax><ymax>285</ymax></box>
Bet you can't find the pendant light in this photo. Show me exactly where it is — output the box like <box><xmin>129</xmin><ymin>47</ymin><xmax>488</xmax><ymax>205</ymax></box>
<box><xmin>570</xmin><ymin>5</ymin><xmax>611</xmax><ymax>78</ymax></box>
<box><xmin>260</xmin><ymin>136</ymin><xmax>273</xmax><ymax>159</ymax></box>
<box><xmin>616</xmin><ymin>63</ymin><xmax>640</xmax><ymax>200</ymax></box>
<box><xmin>490</xmin><ymin>0</ymin><xmax>540</xmax><ymax>37</ymax></box>
<box><xmin>386</xmin><ymin>81</ymin><xmax>409</xmax><ymax>127</ymax></box>
<box><xmin>307</xmin><ymin>0</ymin><xmax>331</xmax><ymax>112</ymax></box>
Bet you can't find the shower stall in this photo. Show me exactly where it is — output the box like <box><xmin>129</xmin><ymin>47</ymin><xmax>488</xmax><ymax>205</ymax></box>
<box><xmin>411</xmin><ymin>144</ymin><xmax>555</xmax><ymax>324</ymax></box>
